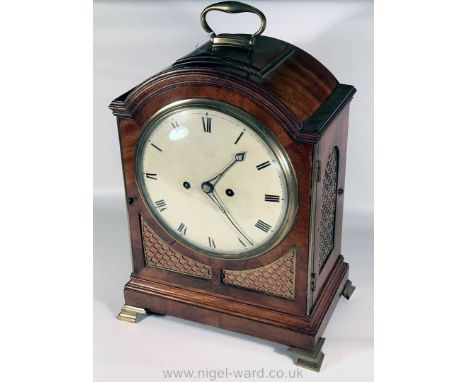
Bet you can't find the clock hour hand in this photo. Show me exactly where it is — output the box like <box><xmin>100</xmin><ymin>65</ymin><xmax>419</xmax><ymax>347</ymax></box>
<box><xmin>207</xmin><ymin>152</ymin><xmax>246</xmax><ymax>187</ymax></box>
<box><xmin>203</xmin><ymin>187</ymin><xmax>254</xmax><ymax>246</ymax></box>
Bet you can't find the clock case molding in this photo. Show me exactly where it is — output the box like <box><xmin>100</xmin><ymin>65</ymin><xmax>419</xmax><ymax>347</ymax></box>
<box><xmin>110</xmin><ymin>34</ymin><xmax>356</xmax><ymax>364</ymax></box>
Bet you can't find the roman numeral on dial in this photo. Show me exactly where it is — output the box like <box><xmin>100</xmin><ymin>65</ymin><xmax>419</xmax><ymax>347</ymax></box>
<box><xmin>150</xmin><ymin>143</ymin><xmax>162</xmax><ymax>152</ymax></box>
<box><xmin>255</xmin><ymin>219</ymin><xmax>271</xmax><ymax>233</ymax></box>
<box><xmin>177</xmin><ymin>223</ymin><xmax>187</xmax><ymax>236</ymax></box>
<box><xmin>202</xmin><ymin>116</ymin><xmax>212</xmax><ymax>133</ymax></box>
<box><xmin>265</xmin><ymin>194</ymin><xmax>280</xmax><ymax>202</ymax></box>
<box><xmin>155</xmin><ymin>199</ymin><xmax>167</xmax><ymax>212</ymax></box>
<box><xmin>145</xmin><ymin>173</ymin><xmax>157</xmax><ymax>180</ymax></box>
<box><xmin>234</xmin><ymin>131</ymin><xmax>244</xmax><ymax>144</ymax></box>
<box><xmin>256</xmin><ymin>161</ymin><xmax>271</xmax><ymax>170</ymax></box>
<box><xmin>171</xmin><ymin>121</ymin><xmax>179</xmax><ymax>129</ymax></box>
<box><xmin>208</xmin><ymin>237</ymin><xmax>216</xmax><ymax>248</ymax></box>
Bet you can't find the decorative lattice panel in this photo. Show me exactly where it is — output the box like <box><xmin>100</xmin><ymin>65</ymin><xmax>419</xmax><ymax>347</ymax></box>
<box><xmin>222</xmin><ymin>249</ymin><xmax>296</xmax><ymax>299</ymax></box>
<box><xmin>319</xmin><ymin>147</ymin><xmax>339</xmax><ymax>270</ymax></box>
<box><xmin>141</xmin><ymin>220</ymin><xmax>211</xmax><ymax>279</ymax></box>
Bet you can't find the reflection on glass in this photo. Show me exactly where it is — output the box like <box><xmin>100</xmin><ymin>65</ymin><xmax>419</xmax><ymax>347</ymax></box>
<box><xmin>169</xmin><ymin>125</ymin><xmax>189</xmax><ymax>141</ymax></box>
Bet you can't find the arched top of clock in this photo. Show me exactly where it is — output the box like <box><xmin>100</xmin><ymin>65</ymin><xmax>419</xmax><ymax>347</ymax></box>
<box><xmin>109</xmin><ymin>36</ymin><xmax>355</xmax><ymax>144</ymax></box>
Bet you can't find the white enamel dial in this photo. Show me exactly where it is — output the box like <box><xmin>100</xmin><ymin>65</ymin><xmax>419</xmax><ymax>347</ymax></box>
<box><xmin>135</xmin><ymin>100</ymin><xmax>297</xmax><ymax>259</ymax></box>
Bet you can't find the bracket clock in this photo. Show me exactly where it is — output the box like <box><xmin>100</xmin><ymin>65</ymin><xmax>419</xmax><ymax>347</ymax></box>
<box><xmin>109</xmin><ymin>1</ymin><xmax>356</xmax><ymax>372</ymax></box>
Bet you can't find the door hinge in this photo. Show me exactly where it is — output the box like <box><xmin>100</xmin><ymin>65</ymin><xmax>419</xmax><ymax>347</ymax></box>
<box><xmin>314</xmin><ymin>160</ymin><xmax>321</xmax><ymax>183</ymax></box>
<box><xmin>311</xmin><ymin>272</ymin><xmax>316</xmax><ymax>291</ymax></box>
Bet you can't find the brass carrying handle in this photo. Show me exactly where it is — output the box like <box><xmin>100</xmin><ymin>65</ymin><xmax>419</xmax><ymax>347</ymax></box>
<box><xmin>200</xmin><ymin>1</ymin><xmax>266</xmax><ymax>47</ymax></box>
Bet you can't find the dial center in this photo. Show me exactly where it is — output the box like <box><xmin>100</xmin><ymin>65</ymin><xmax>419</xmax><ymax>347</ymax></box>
<box><xmin>201</xmin><ymin>181</ymin><xmax>214</xmax><ymax>193</ymax></box>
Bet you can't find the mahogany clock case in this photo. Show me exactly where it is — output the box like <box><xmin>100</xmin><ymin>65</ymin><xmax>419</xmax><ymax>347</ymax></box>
<box><xmin>108</xmin><ymin>2</ymin><xmax>357</xmax><ymax>371</ymax></box>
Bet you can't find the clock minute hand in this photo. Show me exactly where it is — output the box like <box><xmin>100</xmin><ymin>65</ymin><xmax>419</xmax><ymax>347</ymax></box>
<box><xmin>206</xmin><ymin>190</ymin><xmax>254</xmax><ymax>246</ymax></box>
<box><xmin>207</xmin><ymin>152</ymin><xmax>246</xmax><ymax>188</ymax></box>
<box><xmin>201</xmin><ymin>151</ymin><xmax>252</xmax><ymax>245</ymax></box>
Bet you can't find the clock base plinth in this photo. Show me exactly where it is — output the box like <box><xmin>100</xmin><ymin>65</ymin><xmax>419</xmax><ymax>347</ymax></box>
<box><xmin>341</xmin><ymin>280</ymin><xmax>356</xmax><ymax>300</ymax></box>
<box><xmin>116</xmin><ymin>304</ymin><xmax>147</xmax><ymax>323</ymax></box>
<box><xmin>288</xmin><ymin>337</ymin><xmax>325</xmax><ymax>372</ymax></box>
<box><xmin>120</xmin><ymin>256</ymin><xmax>350</xmax><ymax>359</ymax></box>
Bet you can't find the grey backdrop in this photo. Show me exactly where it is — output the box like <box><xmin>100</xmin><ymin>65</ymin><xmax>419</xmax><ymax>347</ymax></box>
<box><xmin>94</xmin><ymin>1</ymin><xmax>373</xmax><ymax>381</ymax></box>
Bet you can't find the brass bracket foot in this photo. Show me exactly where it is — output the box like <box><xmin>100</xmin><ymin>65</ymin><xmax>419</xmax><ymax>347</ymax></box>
<box><xmin>116</xmin><ymin>304</ymin><xmax>147</xmax><ymax>323</ymax></box>
<box><xmin>342</xmin><ymin>280</ymin><xmax>356</xmax><ymax>300</ymax></box>
<box><xmin>288</xmin><ymin>337</ymin><xmax>325</xmax><ymax>372</ymax></box>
